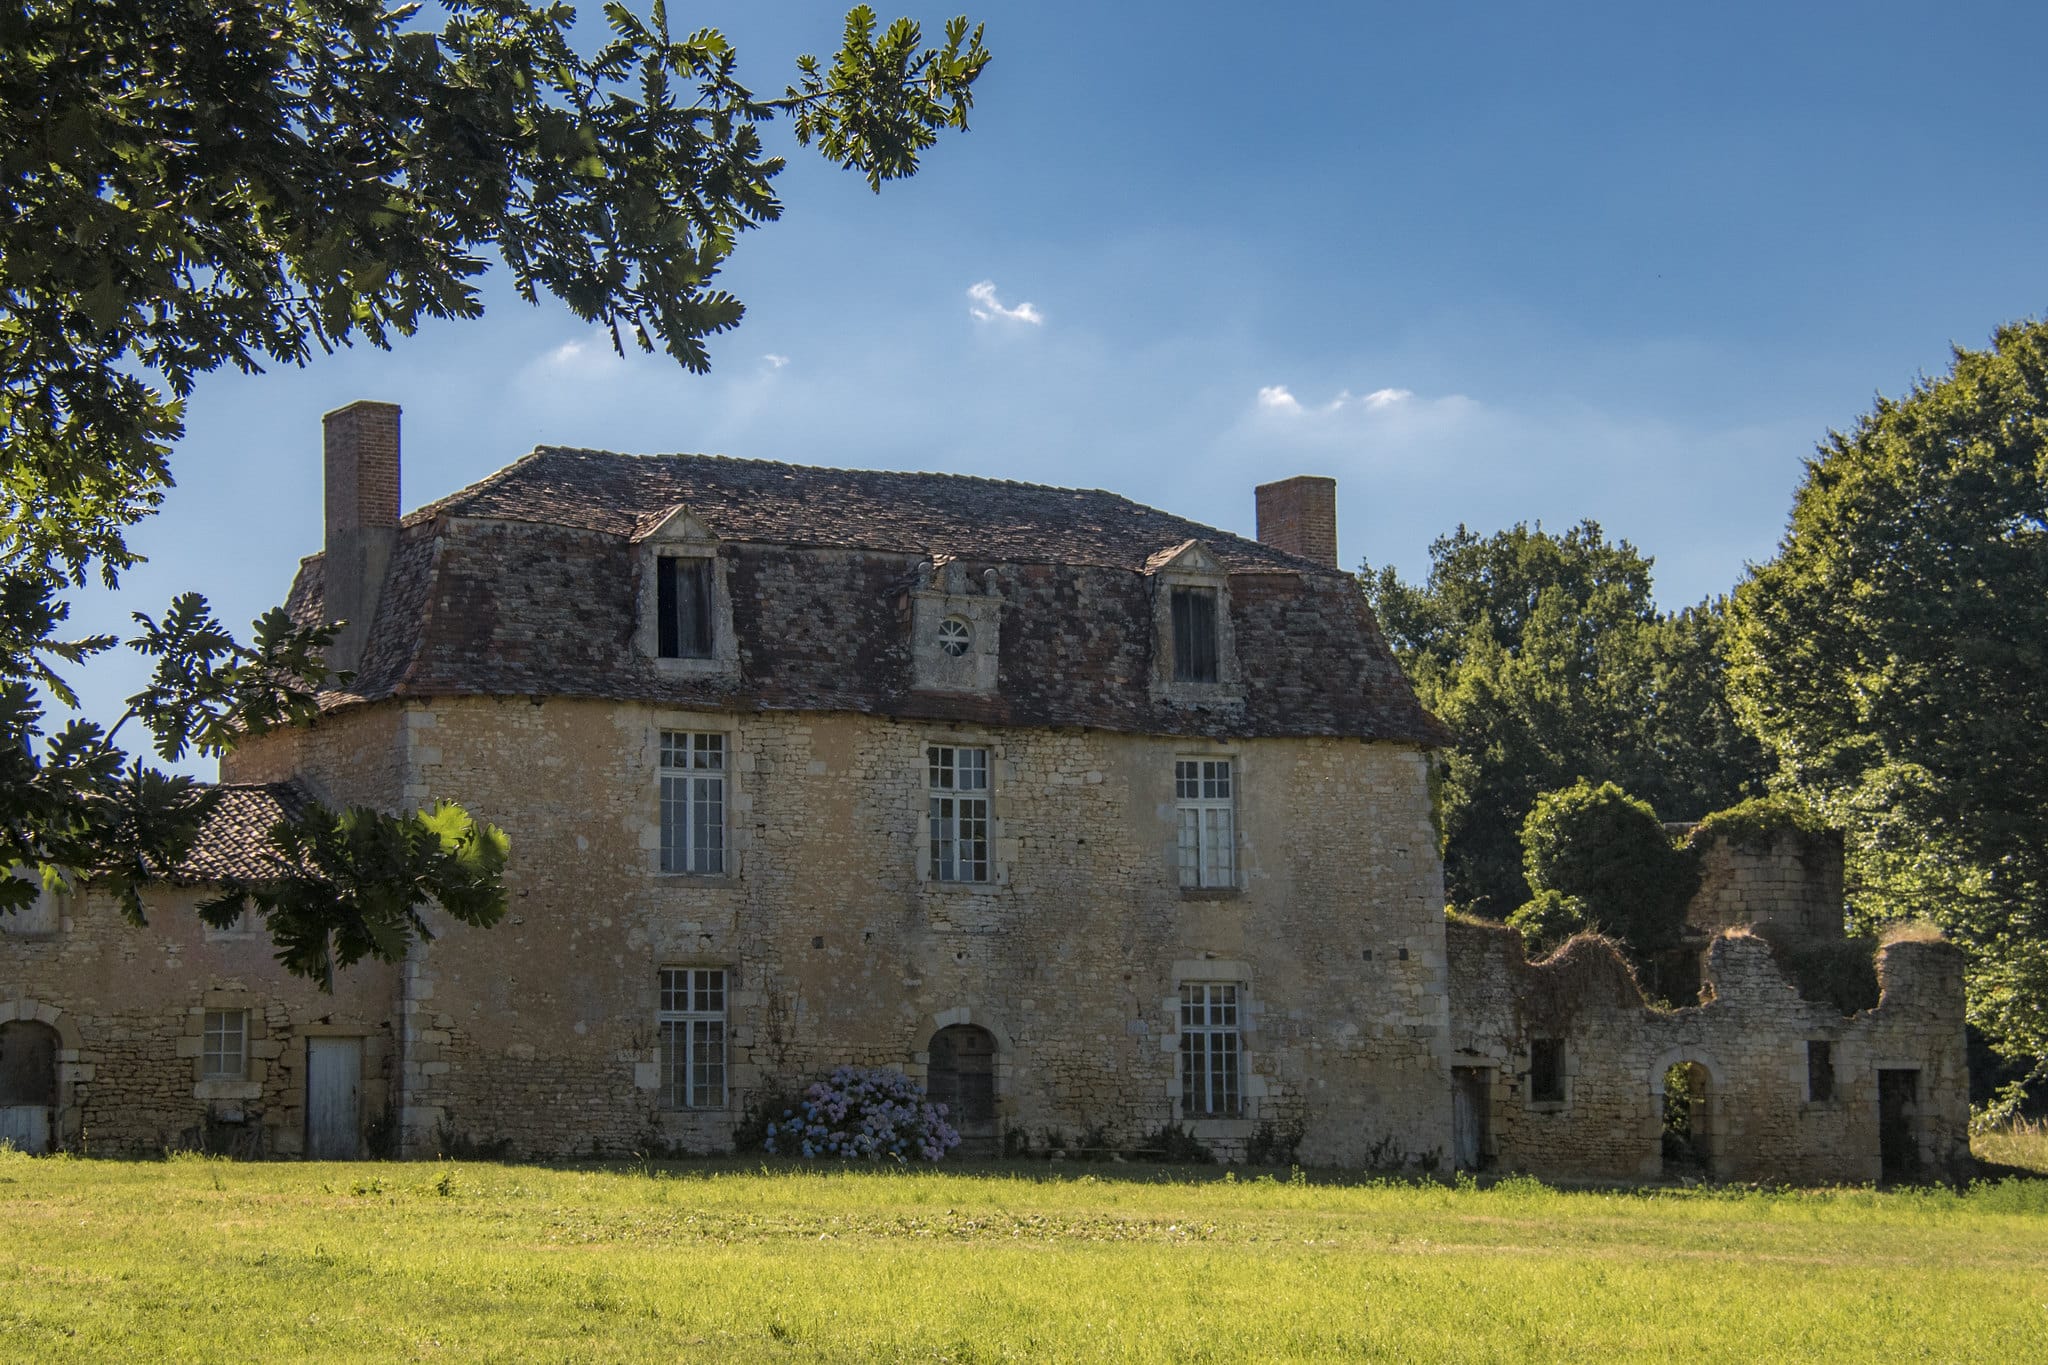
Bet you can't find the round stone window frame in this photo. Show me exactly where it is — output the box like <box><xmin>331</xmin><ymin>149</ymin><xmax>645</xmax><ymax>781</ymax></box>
<box><xmin>937</xmin><ymin>616</ymin><xmax>973</xmax><ymax>657</ymax></box>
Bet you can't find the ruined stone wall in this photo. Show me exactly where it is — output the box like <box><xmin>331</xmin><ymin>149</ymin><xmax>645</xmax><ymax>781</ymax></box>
<box><xmin>1684</xmin><ymin>827</ymin><xmax>1845</xmax><ymax>939</ymax></box>
<box><xmin>394</xmin><ymin>696</ymin><xmax>1452</xmax><ymax>1164</ymax></box>
<box><xmin>0</xmin><ymin>886</ymin><xmax>396</xmax><ymax>1155</ymax></box>
<box><xmin>1447</xmin><ymin>919</ymin><xmax>1968</xmax><ymax>1183</ymax></box>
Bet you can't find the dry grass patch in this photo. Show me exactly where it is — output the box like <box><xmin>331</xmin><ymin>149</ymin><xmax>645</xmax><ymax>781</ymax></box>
<box><xmin>1976</xmin><ymin>1118</ymin><xmax>2048</xmax><ymax>1177</ymax></box>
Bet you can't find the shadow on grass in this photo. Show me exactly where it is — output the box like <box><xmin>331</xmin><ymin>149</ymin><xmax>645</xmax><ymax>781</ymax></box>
<box><xmin>21</xmin><ymin>1145</ymin><xmax>2044</xmax><ymax>1196</ymax></box>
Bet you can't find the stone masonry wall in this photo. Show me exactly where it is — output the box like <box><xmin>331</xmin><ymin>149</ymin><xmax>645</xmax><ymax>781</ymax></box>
<box><xmin>393</xmin><ymin>696</ymin><xmax>1453</xmax><ymax>1165</ymax></box>
<box><xmin>220</xmin><ymin>703</ymin><xmax>406</xmax><ymax>812</ymax></box>
<box><xmin>1684</xmin><ymin>827</ymin><xmax>1846</xmax><ymax>940</ymax></box>
<box><xmin>0</xmin><ymin>885</ymin><xmax>396</xmax><ymax>1155</ymax></box>
<box><xmin>1447</xmin><ymin>918</ymin><xmax>1968</xmax><ymax>1183</ymax></box>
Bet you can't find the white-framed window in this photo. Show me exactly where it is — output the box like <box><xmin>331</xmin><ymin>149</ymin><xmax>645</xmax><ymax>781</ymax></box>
<box><xmin>658</xmin><ymin>968</ymin><xmax>727</xmax><ymax>1109</ymax></box>
<box><xmin>1175</xmin><ymin>758</ymin><xmax>1236</xmax><ymax>888</ymax></box>
<box><xmin>201</xmin><ymin>1009</ymin><xmax>248</xmax><ymax>1080</ymax></box>
<box><xmin>1179</xmin><ymin>982</ymin><xmax>1241</xmax><ymax>1116</ymax></box>
<box><xmin>927</xmin><ymin>745</ymin><xmax>990</xmax><ymax>882</ymax></box>
<box><xmin>659</xmin><ymin>731</ymin><xmax>726</xmax><ymax>875</ymax></box>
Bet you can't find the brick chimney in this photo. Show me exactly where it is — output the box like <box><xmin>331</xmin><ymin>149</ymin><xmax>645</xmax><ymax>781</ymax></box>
<box><xmin>322</xmin><ymin>400</ymin><xmax>401</xmax><ymax>672</ymax></box>
<box><xmin>1254</xmin><ymin>475</ymin><xmax>1338</xmax><ymax>569</ymax></box>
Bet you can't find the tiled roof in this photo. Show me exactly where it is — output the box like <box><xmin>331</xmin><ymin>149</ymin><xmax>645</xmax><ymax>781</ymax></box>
<box><xmin>407</xmin><ymin>447</ymin><xmax>1329</xmax><ymax>574</ymax></box>
<box><xmin>170</xmin><ymin>781</ymin><xmax>314</xmax><ymax>883</ymax></box>
<box><xmin>286</xmin><ymin>447</ymin><xmax>1451</xmax><ymax>746</ymax></box>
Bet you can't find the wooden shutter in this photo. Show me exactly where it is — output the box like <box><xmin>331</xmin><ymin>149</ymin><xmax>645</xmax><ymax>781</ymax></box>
<box><xmin>656</xmin><ymin>557</ymin><xmax>679</xmax><ymax>657</ymax></box>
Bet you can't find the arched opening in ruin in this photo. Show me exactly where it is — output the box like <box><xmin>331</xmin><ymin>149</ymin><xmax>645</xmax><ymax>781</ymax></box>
<box><xmin>0</xmin><ymin>1020</ymin><xmax>60</xmax><ymax>1153</ymax></box>
<box><xmin>1661</xmin><ymin>1061</ymin><xmax>1713</xmax><ymax>1179</ymax></box>
<box><xmin>927</xmin><ymin>1024</ymin><xmax>998</xmax><ymax>1157</ymax></box>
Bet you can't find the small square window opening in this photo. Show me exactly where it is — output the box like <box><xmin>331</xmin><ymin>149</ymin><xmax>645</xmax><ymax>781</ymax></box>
<box><xmin>201</xmin><ymin>1009</ymin><xmax>248</xmax><ymax>1081</ymax></box>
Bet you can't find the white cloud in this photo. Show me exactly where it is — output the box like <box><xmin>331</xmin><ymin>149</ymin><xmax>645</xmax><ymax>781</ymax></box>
<box><xmin>527</xmin><ymin>337</ymin><xmax>633</xmax><ymax>384</ymax></box>
<box><xmin>762</xmin><ymin>353</ymin><xmax>790</xmax><ymax>369</ymax></box>
<box><xmin>1255</xmin><ymin>384</ymin><xmax>1420</xmax><ymax>418</ymax></box>
<box><xmin>1220</xmin><ymin>379</ymin><xmax>1809</xmax><ymax>605</ymax></box>
<box><xmin>967</xmin><ymin>280</ymin><xmax>1044</xmax><ymax>325</ymax></box>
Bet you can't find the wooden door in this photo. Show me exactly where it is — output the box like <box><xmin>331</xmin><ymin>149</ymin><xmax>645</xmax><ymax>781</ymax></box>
<box><xmin>0</xmin><ymin>1021</ymin><xmax>56</xmax><ymax>1154</ymax></box>
<box><xmin>928</xmin><ymin>1026</ymin><xmax>997</xmax><ymax>1155</ymax></box>
<box><xmin>305</xmin><ymin>1037</ymin><xmax>363</xmax><ymax>1159</ymax></box>
<box><xmin>1451</xmin><ymin>1066</ymin><xmax>1489</xmax><ymax>1170</ymax></box>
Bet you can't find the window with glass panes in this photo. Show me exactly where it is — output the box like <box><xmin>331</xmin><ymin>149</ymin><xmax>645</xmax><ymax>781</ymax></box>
<box><xmin>201</xmin><ymin>1009</ymin><xmax>247</xmax><ymax>1080</ymax></box>
<box><xmin>1179</xmin><ymin>982</ymin><xmax>1240</xmax><ymax>1116</ymax></box>
<box><xmin>659</xmin><ymin>731</ymin><xmax>726</xmax><ymax>874</ymax></box>
<box><xmin>1175</xmin><ymin>758</ymin><xmax>1236</xmax><ymax>887</ymax></box>
<box><xmin>658</xmin><ymin>968</ymin><xmax>727</xmax><ymax>1108</ymax></box>
<box><xmin>927</xmin><ymin>745</ymin><xmax>989</xmax><ymax>882</ymax></box>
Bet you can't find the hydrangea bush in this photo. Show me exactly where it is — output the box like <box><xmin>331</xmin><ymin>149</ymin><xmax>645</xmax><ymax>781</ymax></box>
<box><xmin>761</xmin><ymin>1066</ymin><xmax>961</xmax><ymax>1162</ymax></box>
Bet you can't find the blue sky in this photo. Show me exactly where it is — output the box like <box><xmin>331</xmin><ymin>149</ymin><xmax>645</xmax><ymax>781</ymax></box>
<box><xmin>68</xmin><ymin>1</ymin><xmax>2048</xmax><ymax>768</ymax></box>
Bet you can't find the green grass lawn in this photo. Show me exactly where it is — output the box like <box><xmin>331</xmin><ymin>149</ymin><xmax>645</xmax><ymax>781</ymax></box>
<box><xmin>2</xmin><ymin>1147</ymin><xmax>2045</xmax><ymax>1363</ymax></box>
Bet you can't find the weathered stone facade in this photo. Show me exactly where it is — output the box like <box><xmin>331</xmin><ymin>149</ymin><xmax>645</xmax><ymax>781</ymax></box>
<box><xmin>1446</xmin><ymin>920</ymin><xmax>1969</xmax><ymax>1183</ymax></box>
<box><xmin>335</xmin><ymin>700</ymin><xmax>1449</xmax><ymax>1163</ymax></box>
<box><xmin>0</xmin><ymin>404</ymin><xmax>1970</xmax><ymax>1179</ymax></box>
<box><xmin>0</xmin><ymin>884</ymin><xmax>395</xmax><ymax>1156</ymax></box>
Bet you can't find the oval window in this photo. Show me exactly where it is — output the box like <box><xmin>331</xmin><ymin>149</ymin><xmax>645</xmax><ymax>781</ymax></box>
<box><xmin>937</xmin><ymin>617</ymin><xmax>972</xmax><ymax>657</ymax></box>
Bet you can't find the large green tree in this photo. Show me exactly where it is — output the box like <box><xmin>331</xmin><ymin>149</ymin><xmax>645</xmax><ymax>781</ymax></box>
<box><xmin>0</xmin><ymin>1</ymin><xmax>988</xmax><ymax>981</ymax></box>
<box><xmin>1728</xmin><ymin>319</ymin><xmax>2048</xmax><ymax>1079</ymax></box>
<box><xmin>1365</xmin><ymin>522</ymin><xmax>1766</xmax><ymax>916</ymax></box>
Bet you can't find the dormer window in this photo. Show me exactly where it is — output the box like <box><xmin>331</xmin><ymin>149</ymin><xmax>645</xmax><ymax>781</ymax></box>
<box><xmin>1171</xmin><ymin>587</ymin><xmax>1219</xmax><ymax>682</ymax></box>
<box><xmin>634</xmin><ymin>504</ymin><xmax>737</xmax><ymax>680</ymax></box>
<box><xmin>1146</xmin><ymin>540</ymin><xmax>1243</xmax><ymax>705</ymax></box>
<box><xmin>657</xmin><ymin>556</ymin><xmax>715</xmax><ymax>659</ymax></box>
<box><xmin>907</xmin><ymin>559</ymin><xmax>1002</xmax><ymax>695</ymax></box>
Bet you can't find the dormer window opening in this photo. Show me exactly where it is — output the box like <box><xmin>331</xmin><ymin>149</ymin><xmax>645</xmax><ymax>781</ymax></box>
<box><xmin>937</xmin><ymin>617</ymin><xmax>972</xmax><ymax>657</ymax></box>
<box><xmin>657</xmin><ymin>555</ymin><xmax>714</xmax><ymax>659</ymax></box>
<box><xmin>1171</xmin><ymin>586</ymin><xmax>1219</xmax><ymax>682</ymax></box>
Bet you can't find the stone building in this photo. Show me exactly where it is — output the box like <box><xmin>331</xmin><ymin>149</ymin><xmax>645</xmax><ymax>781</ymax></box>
<box><xmin>0</xmin><ymin>402</ymin><xmax>1969</xmax><ymax>1181</ymax></box>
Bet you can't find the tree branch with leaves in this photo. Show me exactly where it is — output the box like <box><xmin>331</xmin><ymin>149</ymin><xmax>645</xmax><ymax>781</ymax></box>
<box><xmin>0</xmin><ymin>1</ymin><xmax>989</xmax><ymax>983</ymax></box>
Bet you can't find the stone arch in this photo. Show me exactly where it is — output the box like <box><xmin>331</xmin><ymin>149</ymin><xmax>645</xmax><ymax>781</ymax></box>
<box><xmin>912</xmin><ymin>1006</ymin><xmax>1013</xmax><ymax>1064</ymax></box>
<box><xmin>0</xmin><ymin>1000</ymin><xmax>83</xmax><ymax>1153</ymax></box>
<box><xmin>913</xmin><ymin>1007</ymin><xmax>1011</xmax><ymax>1156</ymax></box>
<box><xmin>1649</xmin><ymin>1048</ymin><xmax>1722</xmax><ymax>1179</ymax></box>
<box><xmin>0</xmin><ymin>999</ymin><xmax>82</xmax><ymax>1052</ymax></box>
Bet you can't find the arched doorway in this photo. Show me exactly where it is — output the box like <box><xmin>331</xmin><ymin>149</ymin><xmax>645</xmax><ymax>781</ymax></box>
<box><xmin>0</xmin><ymin>1020</ymin><xmax>59</xmax><ymax>1153</ymax></box>
<box><xmin>1661</xmin><ymin>1061</ymin><xmax>1713</xmax><ymax>1179</ymax></box>
<box><xmin>927</xmin><ymin>1025</ymin><xmax>997</xmax><ymax>1157</ymax></box>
